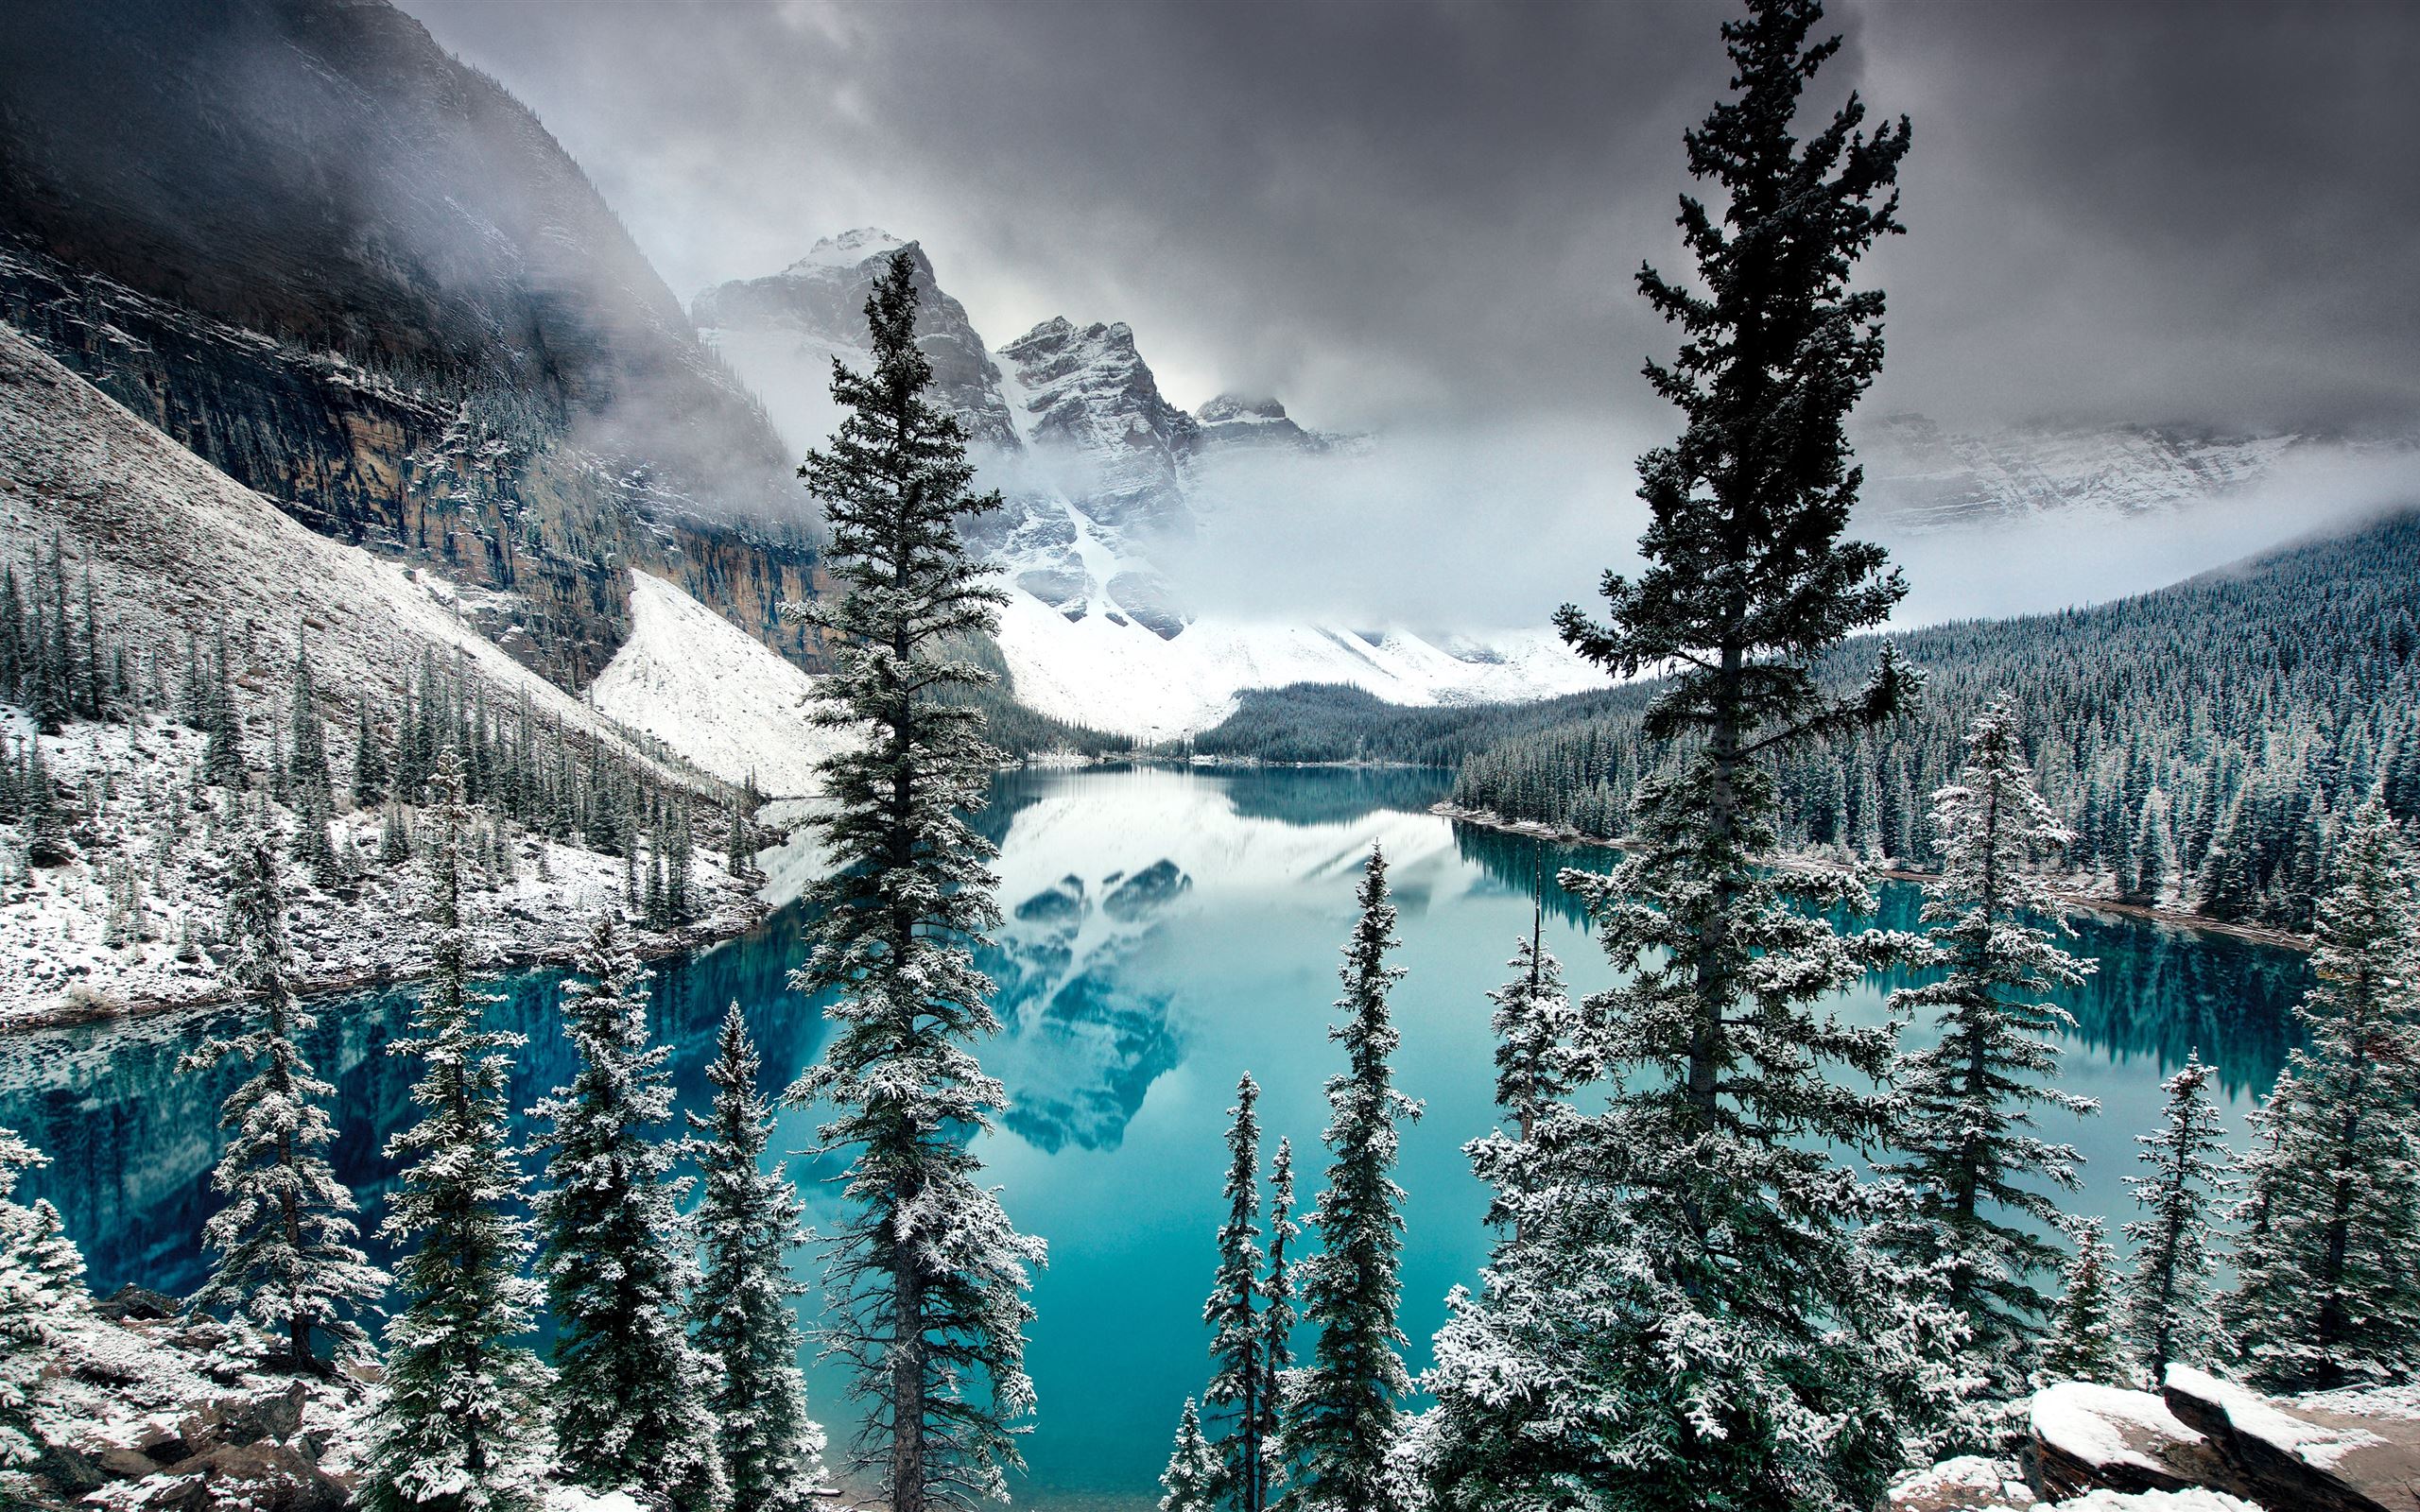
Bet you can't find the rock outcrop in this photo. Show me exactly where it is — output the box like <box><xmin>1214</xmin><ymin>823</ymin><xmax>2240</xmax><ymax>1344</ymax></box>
<box><xmin>1895</xmin><ymin>1370</ymin><xmax>2420</xmax><ymax>1512</ymax></box>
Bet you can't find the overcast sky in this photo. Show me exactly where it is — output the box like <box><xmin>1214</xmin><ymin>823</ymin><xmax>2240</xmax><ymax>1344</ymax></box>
<box><xmin>403</xmin><ymin>0</ymin><xmax>2420</xmax><ymax>441</ymax></box>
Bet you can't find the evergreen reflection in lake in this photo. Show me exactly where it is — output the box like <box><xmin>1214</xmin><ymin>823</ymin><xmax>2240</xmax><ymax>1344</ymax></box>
<box><xmin>1</xmin><ymin>766</ymin><xmax>2306</xmax><ymax>1510</ymax></box>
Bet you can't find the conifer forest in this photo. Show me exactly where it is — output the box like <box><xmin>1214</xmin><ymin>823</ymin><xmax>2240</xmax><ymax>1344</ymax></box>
<box><xmin>1</xmin><ymin>2</ymin><xmax>2415</xmax><ymax>1511</ymax></box>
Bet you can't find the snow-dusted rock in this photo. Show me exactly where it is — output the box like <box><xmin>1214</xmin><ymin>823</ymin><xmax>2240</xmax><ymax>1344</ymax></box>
<box><xmin>2029</xmin><ymin>1382</ymin><xmax>2220</xmax><ymax>1501</ymax></box>
<box><xmin>2163</xmin><ymin>1366</ymin><xmax>2419</xmax><ymax>1512</ymax></box>
<box><xmin>696</xmin><ymin>230</ymin><xmax>1017</xmax><ymax>450</ymax></box>
<box><xmin>695</xmin><ymin>232</ymin><xmax>1602</xmax><ymax>737</ymax></box>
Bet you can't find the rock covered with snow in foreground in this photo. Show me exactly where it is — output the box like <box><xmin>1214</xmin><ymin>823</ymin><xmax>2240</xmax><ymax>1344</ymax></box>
<box><xmin>1894</xmin><ymin>1369</ymin><xmax>2420</xmax><ymax>1512</ymax></box>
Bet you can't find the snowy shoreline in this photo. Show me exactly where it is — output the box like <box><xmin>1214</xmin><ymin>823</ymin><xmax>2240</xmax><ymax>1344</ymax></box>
<box><xmin>0</xmin><ymin>897</ymin><xmax>774</xmax><ymax>1036</ymax></box>
<box><xmin>1429</xmin><ymin>801</ymin><xmax>2315</xmax><ymax>954</ymax></box>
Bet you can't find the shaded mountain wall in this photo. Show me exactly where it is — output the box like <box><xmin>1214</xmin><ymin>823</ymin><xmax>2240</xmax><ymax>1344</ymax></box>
<box><xmin>0</xmin><ymin>0</ymin><xmax>821</xmax><ymax>686</ymax></box>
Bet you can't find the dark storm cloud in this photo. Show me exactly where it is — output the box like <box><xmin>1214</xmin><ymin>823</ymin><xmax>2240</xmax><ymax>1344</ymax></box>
<box><xmin>402</xmin><ymin>0</ymin><xmax>2420</xmax><ymax>438</ymax></box>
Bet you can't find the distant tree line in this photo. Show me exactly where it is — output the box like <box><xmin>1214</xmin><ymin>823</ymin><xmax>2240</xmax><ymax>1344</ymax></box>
<box><xmin>1450</xmin><ymin>511</ymin><xmax>2420</xmax><ymax>934</ymax></box>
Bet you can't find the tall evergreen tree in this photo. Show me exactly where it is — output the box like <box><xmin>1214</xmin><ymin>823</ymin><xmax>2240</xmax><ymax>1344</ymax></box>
<box><xmin>1873</xmin><ymin>703</ymin><xmax>2096</xmax><ymax>1393</ymax></box>
<box><xmin>0</xmin><ymin>1128</ymin><xmax>86</xmax><ymax>1470</ymax></box>
<box><xmin>2119</xmin><ymin>1054</ymin><xmax>2231</xmax><ymax>1383</ymax></box>
<box><xmin>782</xmin><ymin>248</ymin><xmax>1043</xmax><ymax>1512</ymax></box>
<box><xmin>1281</xmin><ymin>847</ymin><xmax>1421</xmax><ymax>1512</ymax></box>
<box><xmin>203</xmin><ymin>627</ymin><xmax>244</xmax><ymax>788</ymax></box>
<box><xmin>530</xmin><ymin>919</ymin><xmax>723</xmax><ymax>1512</ymax></box>
<box><xmin>1204</xmin><ymin>1074</ymin><xmax>1268</xmax><ymax>1512</ymax></box>
<box><xmin>177</xmin><ymin>834</ymin><xmax>385</xmax><ymax>1370</ymax></box>
<box><xmin>2225</xmin><ymin>800</ymin><xmax>2420</xmax><ymax>1390</ymax></box>
<box><xmin>688</xmin><ymin>1006</ymin><xmax>826</xmax><ymax>1512</ymax></box>
<box><xmin>1257</xmin><ymin>1139</ymin><xmax>1299</xmax><ymax>1511</ymax></box>
<box><xmin>1162</xmin><ymin>1399</ymin><xmax>1221</xmax><ymax>1512</ymax></box>
<box><xmin>287</xmin><ymin>636</ymin><xmax>331</xmax><ymax>808</ymax></box>
<box><xmin>355</xmin><ymin>703</ymin><xmax>390</xmax><ymax>808</ymax></box>
<box><xmin>1533</xmin><ymin>0</ymin><xmax>1927</xmax><ymax>1503</ymax></box>
<box><xmin>2035</xmin><ymin>1219</ymin><xmax>2126</xmax><ymax>1388</ymax></box>
<box><xmin>1422</xmin><ymin>913</ymin><xmax>1612</xmax><ymax>1512</ymax></box>
<box><xmin>358</xmin><ymin>750</ymin><xmax>549</xmax><ymax>1512</ymax></box>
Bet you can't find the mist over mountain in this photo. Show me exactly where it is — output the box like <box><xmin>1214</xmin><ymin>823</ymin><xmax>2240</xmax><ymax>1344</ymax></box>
<box><xmin>0</xmin><ymin>0</ymin><xmax>817</xmax><ymax>686</ymax></box>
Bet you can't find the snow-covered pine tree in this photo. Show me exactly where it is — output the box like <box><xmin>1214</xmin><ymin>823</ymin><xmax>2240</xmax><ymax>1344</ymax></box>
<box><xmin>355</xmin><ymin>703</ymin><xmax>389</xmax><ymax>808</ymax></box>
<box><xmin>2225</xmin><ymin>800</ymin><xmax>2420</xmax><ymax>1391</ymax></box>
<box><xmin>287</xmin><ymin>636</ymin><xmax>331</xmax><ymax>810</ymax></box>
<box><xmin>1257</xmin><ymin>1139</ymin><xmax>1298</xmax><ymax>1509</ymax></box>
<box><xmin>2035</xmin><ymin>1219</ymin><xmax>2126</xmax><ymax>1387</ymax></box>
<box><xmin>358</xmin><ymin>749</ymin><xmax>550</xmax><ymax>1512</ymax></box>
<box><xmin>1873</xmin><ymin>703</ymin><xmax>2096</xmax><ymax>1394</ymax></box>
<box><xmin>780</xmin><ymin>248</ymin><xmax>1043</xmax><ymax>1512</ymax></box>
<box><xmin>530</xmin><ymin>918</ymin><xmax>723</xmax><ymax>1512</ymax></box>
<box><xmin>688</xmin><ymin>1005</ymin><xmax>826</xmax><ymax>1512</ymax></box>
<box><xmin>1280</xmin><ymin>847</ymin><xmax>1421</xmax><ymax>1512</ymax></box>
<box><xmin>203</xmin><ymin>627</ymin><xmax>244</xmax><ymax>788</ymax></box>
<box><xmin>0</xmin><ymin>1127</ymin><xmax>86</xmax><ymax>1471</ymax></box>
<box><xmin>1419</xmin><ymin>910</ymin><xmax>1608</xmax><ymax>1512</ymax></box>
<box><xmin>2119</xmin><ymin>1053</ymin><xmax>2232</xmax><ymax>1383</ymax></box>
<box><xmin>1162</xmin><ymin>1399</ymin><xmax>1221</xmax><ymax>1512</ymax></box>
<box><xmin>1537</xmin><ymin>0</ymin><xmax>1926</xmax><ymax>1503</ymax></box>
<box><xmin>1204</xmin><ymin>1074</ymin><xmax>1267</xmax><ymax>1512</ymax></box>
<box><xmin>177</xmin><ymin>833</ymin><xmax>385</xmax><ymax>1371</ymax></box>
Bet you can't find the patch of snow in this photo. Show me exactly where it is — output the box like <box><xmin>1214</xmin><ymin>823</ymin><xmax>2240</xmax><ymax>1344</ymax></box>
<box><xmin>783</xmin><ymin>227</ymin><xmax>905</xmax><ymax>272</ymax></box>
<box><xmin>588</xmin><ymin>570</ymin><xmax>852</xmax><ymax>799</ymax></box>
<box><xmin>2049</xmin><ymin>1493</ymin><xmax>2260</xmax><ymax>1512</ymax></box>
<box><xmin>2293</xmin><ymin>1383</ymin><xmax>2420</xmax><ymax>1423</ymax></box>
<box><xmin>2031</xmin><ymin>1383</ymin><xmax>2204</xmax><ymax>1479</ymax></box>
<box><xmin>2166</xmin><ymin>1365</ymin><xmax>2389</xmax><ymax>1472</ymax></box>
<box><xmin>1889</xmin><ymin>1455</ymin><xmax>2036</xmax><ymax>1506</ymax></box>
<box><xmin>546</xmin><ymin>1488</ymin><xmax>648</xmax><ymax>1512</ymax></box>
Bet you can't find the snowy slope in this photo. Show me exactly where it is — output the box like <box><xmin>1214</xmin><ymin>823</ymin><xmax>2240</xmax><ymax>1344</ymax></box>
<box><xmin>588</xmin><ymin>569</ymin><xmax>853</xmax><ymax>797</ymax></box>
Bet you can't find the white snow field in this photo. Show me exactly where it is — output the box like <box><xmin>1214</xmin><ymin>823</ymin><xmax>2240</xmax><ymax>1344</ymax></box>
<box><xmin>588</xmin><ymin>569</ymin><xmax>852</xmax><ymax>798</ymax></box>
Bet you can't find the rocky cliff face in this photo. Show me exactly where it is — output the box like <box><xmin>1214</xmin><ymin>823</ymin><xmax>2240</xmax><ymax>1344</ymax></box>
<box><xmin>0</xmin><ymin>0</ymin><xmax>821</xmax><ymax>687</ymax></box>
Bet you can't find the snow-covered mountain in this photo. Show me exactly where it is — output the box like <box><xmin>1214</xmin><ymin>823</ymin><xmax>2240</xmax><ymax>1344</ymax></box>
<box><xmin>696</xmin><ymin>232</ymin><xmax>1599</xmax><ymax>738</ymax></box>
<box><xmin>1858</xmin><ymin>414</ymin><xmax>2313</xmax><ymax>533</ymax></box>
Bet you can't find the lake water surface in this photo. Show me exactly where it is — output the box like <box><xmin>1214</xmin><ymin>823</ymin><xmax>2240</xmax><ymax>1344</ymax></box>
<box><xmin>1</xmin><ymin>765</ymin><xmax>2310</xmax><ymax>1509</ymax></box>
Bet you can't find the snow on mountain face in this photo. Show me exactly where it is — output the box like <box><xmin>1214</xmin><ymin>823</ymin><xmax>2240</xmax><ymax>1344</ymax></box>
<box><xmin>695</xmin><ymin>232</ymin><xmax>1018</xmax><ymax>449</ymax></box>
<box><xmin>696</xmin><ymin>231</ymin><xmax>1597</xmax><ymax>735</ymax></box>
<box><xmin>587</xmin><ymin>570</ymin><xmax>853</xmax><ymax>798</ymax></box>
<box><xmin>994</xmin><ymin>316</ymin><xmax>1202</xmax><ymax>536</ymax></box>
<box><xmin>1858</xmin><ymin>414</ymin><xmax>2311</xmax><ymax>533</ymax></box>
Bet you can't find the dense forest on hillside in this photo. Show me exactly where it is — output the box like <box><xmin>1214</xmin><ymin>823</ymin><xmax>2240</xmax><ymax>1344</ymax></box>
<box><xmin>1184</xmin><ymin>681</ymin><xmax>1656</xmax><ymax>766</ymax></box>
<box><xmin>1446</xmin><ymin>509</ymin><xmax>2420</xmax><ymax>933</ymax></box>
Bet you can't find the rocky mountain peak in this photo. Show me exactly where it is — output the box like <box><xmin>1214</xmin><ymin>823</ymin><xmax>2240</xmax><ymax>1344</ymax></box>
<box><xmin>1197</xmin><ymin>392</ymin><xmax>1287</xmax><ymax>424</ymax></box>
<box><xmin>995</xmin><ymin>315</ymin><xmax>1201</xmax><ymax>530</ymax></box>
<box><xmin>695</xmin><ymin>234</ymin><xmax>1017</xmax><ymax>449</ymax></box>
<box><xmin>786</xmin><ymin>226</ymin><xmax>907</xmax><ymax>272</ymax></box>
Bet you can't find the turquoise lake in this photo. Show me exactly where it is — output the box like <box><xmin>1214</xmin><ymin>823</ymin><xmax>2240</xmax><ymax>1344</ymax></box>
<box><xmin>0</xmin><ymin>765</ymin><xmax>2311</xmax><ymax>1509</ymax></box>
